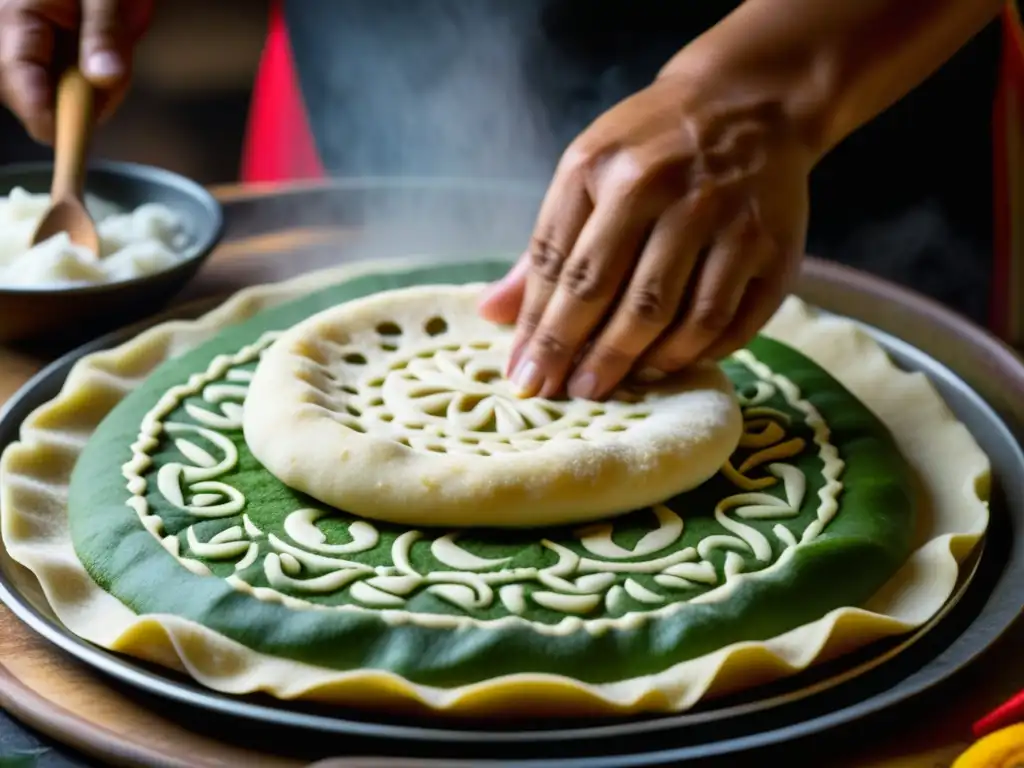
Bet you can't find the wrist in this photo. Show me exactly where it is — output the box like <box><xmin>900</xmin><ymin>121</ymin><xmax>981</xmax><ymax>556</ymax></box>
<box><xmin>660</xmin><ymin>0</ymin><xmax>1005</xmax><ymax>162</ymax></box>
<box><xmin>658</xmin><ymin>32</ymin><xmax>842</xmax><ymax>164</ymax></box>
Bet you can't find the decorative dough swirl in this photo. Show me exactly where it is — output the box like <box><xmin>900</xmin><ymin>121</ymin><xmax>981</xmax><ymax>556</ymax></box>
<box><xmin>121</xmin><ymin>333</ymin><xmax>845</xmax><ymax>635</ymax></box>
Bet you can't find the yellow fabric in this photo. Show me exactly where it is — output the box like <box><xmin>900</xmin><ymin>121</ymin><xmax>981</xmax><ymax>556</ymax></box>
<box><xmin>953</xmin><ymin>724</ymin><xmax>1024</xmax><ymax>768</ymax></box>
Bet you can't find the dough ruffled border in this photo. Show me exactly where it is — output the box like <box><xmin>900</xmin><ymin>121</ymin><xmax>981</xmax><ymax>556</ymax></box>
<box><xmin>0</xmin><ymin>258</ymin><xmax>991</xmax><ymax>715</ymax></box>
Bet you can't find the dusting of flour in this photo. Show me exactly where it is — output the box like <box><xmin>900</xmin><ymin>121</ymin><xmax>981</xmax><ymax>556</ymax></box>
<box><xmin>0</xmin><ymin>187</ymin><xmax>189</xmax><ymax>288</ymax></box>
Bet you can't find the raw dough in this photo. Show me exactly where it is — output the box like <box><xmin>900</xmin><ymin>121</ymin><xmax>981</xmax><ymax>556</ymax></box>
<box><xmin>95</xmin><ymin>325</ymin><xmax>896</xmax><ymax>653</ymax></box>
<box><xmin>0</xmin><ymin>186</ymin><xmax>188</xmax><ymax>288</ymax></box>
<box><xmin>0</xmin><ymin>258</ymin><xmax>990</xmax><ymax>716</ymax></box>
<box><xmin>243</xmin><ymin>284</ymin><xmax>744</xmax><ymax>528</ymax></box>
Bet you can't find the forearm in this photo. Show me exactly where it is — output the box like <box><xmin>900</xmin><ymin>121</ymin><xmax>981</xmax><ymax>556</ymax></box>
<box><xmin>662</xmin><ymin>0</ymin><xmax>1005</xmax><ymax>157</ymax></box>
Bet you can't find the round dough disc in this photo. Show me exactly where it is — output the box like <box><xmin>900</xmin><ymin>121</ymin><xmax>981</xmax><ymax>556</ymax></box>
<box><xmin>242</xmin><ymin>284</ymin><xmax>743</xmax><ymax>528</ymax></box>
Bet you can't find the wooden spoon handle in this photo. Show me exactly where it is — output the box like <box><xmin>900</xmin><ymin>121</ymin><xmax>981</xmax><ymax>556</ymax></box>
<box><xmin>50</xmin><ymin>67</ymin><xmax>95</xmax><ymax>201</ymax></box>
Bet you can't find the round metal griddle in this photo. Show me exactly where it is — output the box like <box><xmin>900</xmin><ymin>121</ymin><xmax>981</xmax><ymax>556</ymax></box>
<box><xmin>0</xmin><ymin>180</ymin><xmax>1021</xmax><ymax>766</ymax></box>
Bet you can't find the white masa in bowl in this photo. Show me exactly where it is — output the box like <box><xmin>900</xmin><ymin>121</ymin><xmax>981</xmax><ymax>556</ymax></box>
<box><xmin>0</xmin><ymin>186</ymin><xmax>189</xmax><ymax>289</ymax></box>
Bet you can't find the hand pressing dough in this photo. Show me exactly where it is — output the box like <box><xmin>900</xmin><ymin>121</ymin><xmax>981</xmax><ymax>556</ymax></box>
<box><xmin>242</xmin><ymin>284</ymin><xmax>744</xmax><ymax>528</ymax></box>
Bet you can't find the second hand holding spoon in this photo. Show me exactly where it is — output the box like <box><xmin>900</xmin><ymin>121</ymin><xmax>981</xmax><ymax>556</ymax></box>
<box><xmin>31</xmin><ymin>67</ymin><xmax>100</xmax><ymax>259</ymax></box>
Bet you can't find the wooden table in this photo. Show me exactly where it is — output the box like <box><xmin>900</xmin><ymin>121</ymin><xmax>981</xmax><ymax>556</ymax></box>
<box><xmin>0</xmin><ymin>183</ymin><xmax>1020</xmax><ymax>767</ymax></box>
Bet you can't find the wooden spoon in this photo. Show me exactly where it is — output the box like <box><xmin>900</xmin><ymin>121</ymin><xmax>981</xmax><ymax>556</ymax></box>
<box><xmin>31</xmin><ymin>67</ymin><xmax>100</xmax><ymax>258</ymax></box>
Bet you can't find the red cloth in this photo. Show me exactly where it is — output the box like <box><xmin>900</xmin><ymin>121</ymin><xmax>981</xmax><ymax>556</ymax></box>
<box><xmin>975</xmin><ymin>689</ymin><xmax>1024</xmax><ymax>738</ymax></box>
<box><xmin>990</xmin><ymin>1</ymin><xmax>1024</xmax><ymax>341</ymax></box>
<box><xmin>240</xmin><ymin>0</ymin><xmax>324</xmax><ymax>183</ymax></box>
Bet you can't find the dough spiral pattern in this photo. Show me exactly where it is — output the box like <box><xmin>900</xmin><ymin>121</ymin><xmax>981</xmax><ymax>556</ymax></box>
<box><xmin>123</xmin><ymin>333</ymin><xmax>843</xmax><ymax>633</ymax></box>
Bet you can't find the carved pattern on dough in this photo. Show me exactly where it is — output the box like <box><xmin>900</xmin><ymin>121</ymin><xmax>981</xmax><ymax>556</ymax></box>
<box><xmin>287</xmin><ymin>313</ymin><xmax>653</xmax><ymax>456</ymax></box>
<box><xmin>122</xmin><ymin>334</ymin><xmax>845</xmax><ymax>634</ymax></box>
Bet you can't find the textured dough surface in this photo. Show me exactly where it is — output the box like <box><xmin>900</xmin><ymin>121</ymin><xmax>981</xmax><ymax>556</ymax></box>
<box><xmin>0</xmin><ymin>258</ymin><xmax>991</xmax><ymax>715</ymax></box>
<box><xmin>63</xmin><ymin>317</ymin><xmax>914</xmax><ymax>684</ymax></box>
<box><xmin>243</xmin><ymin>284</ymin><xmax>743</xmax><ymax>528</ymax></box>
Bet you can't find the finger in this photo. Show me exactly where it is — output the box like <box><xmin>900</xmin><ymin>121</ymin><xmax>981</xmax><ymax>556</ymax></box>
<box><xmin>512</xmin><ymin>194</ymin><xmax>657</xmax><ymax>398</ymax></box>
<box><xmin>564</xmin><ymin>193</ymin><xmax>716</xmax><ymax>399</ymax></box>
<box><xmin>96</xmin><ymin>0</ymin><xmax>153</xmax><ymax>121</ymax></box>
<box><xmin>643</xmin><ymin>210</ymin><xmax>766</xmax><ymax>373</ymax></box>
<box><xmin>477</xmin><ymin>253</ymin><xmax>531</xmax><ymax>325</ymax></box>
<box><xmin>507</xmin><ymin>167</ymin><xmax>593</xmax><ymax>380</ymax></box>
<box><xmin>699</xmin><ymin>240</ymin><xmax>801</xmax><ymax>361</ymax></box>
<box><xmin>80</xmin><ymin>0</ymin><xmax>127</xmax><ymax>85</ymax></box>
<box><xmin>0</xmin><ymin>14</ymin><xmax>56</xmax><ymax>143</ymax></box>
<box><xmin>699</xmin><ymin>272</ymin><xmax>791</xmax><ymax>361</ymax></box>
<box><xmin>80</xmin><ymin>0</ymin><xmax>134</xmax><ymax>121</ymax></box>
<box><xmin>124</xmin><ymin>1</ymin><xmax>156</xmax><ymax>40</ymax></box>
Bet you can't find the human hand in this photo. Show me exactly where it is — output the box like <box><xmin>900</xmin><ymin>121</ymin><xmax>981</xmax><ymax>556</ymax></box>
<box><xmin>478</xmin><ymin>70</ymin><xmax>815</xmax><ymax>400</ymax></box>
<box><xmin>0</xmin><ymin>0</ymin><xmax>154</xmax><ymax>143</ymax></box>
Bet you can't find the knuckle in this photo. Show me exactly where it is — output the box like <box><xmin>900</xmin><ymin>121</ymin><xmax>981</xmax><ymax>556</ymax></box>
<box><xmin>605</xmin><ymin>153</ymin><xmax>662</xmax><ymax>202</ymax></box>
<box><xmin>532</xmin><ymin>330</ymin><xmax>572</xmax><ymax>358</ymax></box>
<box><xmin>559</xmin><ymin>140</ymin><xmax>599</xmax><ymax>180</ymax></box>
<box><xmin>528</xmin><ymin>237</ymin><xmax>568</xmax><ymax>281</ymax></box>
<box><xmin>627</xmin><ymin>281</ymin><xmax>673</xmax><ymax>325</ymax></box>
<box><xmin>561</xmin><ymin>256</ymin><xmax>608</xmax><ymax>303</ymax></box>
<box><xmin>607</xmin><ymin>151</ymin><xmax>644</xmax><ymax>186</ymax></box>
<box><xmin>689</xmin><ymin>297</ymin><xmax>735</xmax><ymax>334</ymax></box>
<box><xmin>517</xmin><ymin>308</ymin><xmax>543</xmax><ymax>336</ymax></box>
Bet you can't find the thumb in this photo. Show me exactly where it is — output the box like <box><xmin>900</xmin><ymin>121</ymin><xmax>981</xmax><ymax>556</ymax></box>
<box><xmin>78</xmin><ymin>0</ymin><xmax>128</xmax><ymax>87</ymax></box>
<box><xmin>478</xmin><ymin>255</ymin><xmax>530</xmax><ymax>325</ymax></box>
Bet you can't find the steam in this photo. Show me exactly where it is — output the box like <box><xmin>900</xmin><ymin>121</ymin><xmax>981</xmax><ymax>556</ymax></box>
<box><xmin>300</xmin><ymin>2</ymin><xmax>571</xmax><ymax>266</ymax></box>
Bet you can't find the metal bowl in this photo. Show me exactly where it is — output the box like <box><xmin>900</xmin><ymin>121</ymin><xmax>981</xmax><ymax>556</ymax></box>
<box><xmin>0</xmin><ymin>160</ymin><xmax>224</xmax><ymax>344</ymax></box>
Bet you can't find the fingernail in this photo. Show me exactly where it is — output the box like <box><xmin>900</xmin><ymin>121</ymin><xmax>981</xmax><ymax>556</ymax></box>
<box><xmin>637</xmin><ymin>367</ymin><xmax>667</xmax><ymax>383</ymax></box>
<box><xmin>511</xmin><ymin>358</ymin><xmax>542</xmax><ymax>398</ymax></box>
<box><xmin>568</xmin><ymin>372</ymin><xmax>599</xmax><ymax>400</ymax></box>
<box><xmin>505</xmin><ymin>337</ymin><xmax>525</xmax><ymax>377</ymax></box>
<box><xmin>85</xmin><ymin>51</ymin><xmax>124</xmax><ymax>80</ymax></box>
